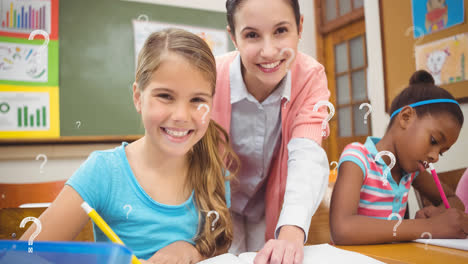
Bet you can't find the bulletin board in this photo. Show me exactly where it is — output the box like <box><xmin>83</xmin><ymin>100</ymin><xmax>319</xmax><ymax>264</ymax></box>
<box><xmin>380</xmin><ymin>0</ymin><xmax>468</xmax><ymax>112</ymax></box>
<box><xmin>0</xmin><ymin>0</ymin><xmax>60</xmax><ymax>140</ymax></box>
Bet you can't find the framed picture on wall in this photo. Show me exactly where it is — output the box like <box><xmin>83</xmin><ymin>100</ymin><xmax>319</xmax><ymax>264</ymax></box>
<box><xmin>411</xmin><ymin>0</ymin><xmax>465</xmax><ymax>38</ymax></box>
<box><xmin>415</xmin><ymin>33</ymin><xmax>467</xmax><ymax>85</ymax></box>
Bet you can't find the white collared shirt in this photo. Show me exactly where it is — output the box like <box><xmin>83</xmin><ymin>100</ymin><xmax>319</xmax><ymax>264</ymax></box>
<box><xmin>229</xmin><ymin>54</ymin><xmax>329</xmax><ymax>241</ymax></box>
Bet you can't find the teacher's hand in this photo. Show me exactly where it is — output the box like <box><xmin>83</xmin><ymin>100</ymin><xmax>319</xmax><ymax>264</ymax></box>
<box><xmin>254</xmin><ymin>225</ymin><xmax>304</xmax><ymax>264</ymax></box>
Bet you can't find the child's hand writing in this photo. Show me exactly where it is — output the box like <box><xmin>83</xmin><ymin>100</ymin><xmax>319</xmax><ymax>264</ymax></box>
<box><xmin>429</xmin><ymin>208</ymin><xmax>468</xmax><ymax>239</ymax></box>
<box><xmin>415</xmin><ymin>205</ymin><xmax>446</xmax><ymax>218</ymax></box>
<box><xmin>146</xmin><ymin>241</ymin><xmax>203</xmax><ymax>264</ymax></box>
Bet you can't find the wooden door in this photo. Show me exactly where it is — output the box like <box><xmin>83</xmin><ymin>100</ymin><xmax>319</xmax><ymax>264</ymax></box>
<box><xmin>322</xmin><ymin>19</ymin><xmax>370</xmax><ymax>164</ymax></box>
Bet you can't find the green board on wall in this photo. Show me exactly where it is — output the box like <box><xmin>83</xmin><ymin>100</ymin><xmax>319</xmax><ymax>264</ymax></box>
<box><xmin>60</xmin><ymin>0</ymin><xmax>229</xmax><ymax>137</ymax></box>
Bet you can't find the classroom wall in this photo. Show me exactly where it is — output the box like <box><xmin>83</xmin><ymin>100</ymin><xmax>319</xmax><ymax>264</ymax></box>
<box><xmin>0</xmin><ymin>0</ymin><xmax>317</xmax><ymax>184</ymax></box>
<box><xmin>365</xmin><ymin>0</ymin><xmax>468</xmax><ymax>173</ymax></box>
<box><xmin>298</xmin><ymin>0</ymin><xmax>317</xmax><ymax>58</ymax></box>
<box><xmin>123</xmin><ymin>0</ymin><xmax>226</xmax><ymax>12</ymax></box>
<box><xmin>124</xmin><ymin>0</ymin><xmax>318</xmax><ymax>58</ymax></box>
<box><xmin>364</xmin><ymin>0</ymin><xmax>388</xmax><ymax>139</ymax></box>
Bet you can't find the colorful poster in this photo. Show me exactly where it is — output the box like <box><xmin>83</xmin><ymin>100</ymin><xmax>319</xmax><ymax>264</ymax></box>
<box><xmin>0</xmin><ymin>41</ymin><xmax>48</xmax><ymax>82</ymax></box>
<box><xmin>0</xmin><ymin>0</ymin><xmax>58</xmax><ymax>139</ymax></box>
<box><xmin>0</xmin><ymin>91</ymin><xmax>49</xmax><ymax>131</ymax></box>
<box><xmin>0</xmin><ymin>0</ymin><xmax>58</xmax><ymax>40</ymax></box>
<box><xmin>415</xmin><ymin>33</ymin><xmax>468</xmax><ymax>85</ymax></box>
<box><xmin>0</xmin><ymin>36</ymin><xmax>58</xmax><ymax>86</ymax></box>
<box><xmin>0</xmin><ymin>85</ymin><xmax>59</xmax><ymax>138</ymax></box>
<box><xmin>132</xmin><ymin>19</ymin><xmax>228</xmax><ymax>68</ymax></box>
<box><xmin>411</xmin><ymin>0</ymin><xmax>464</xmax><ymax>38</ymax></box>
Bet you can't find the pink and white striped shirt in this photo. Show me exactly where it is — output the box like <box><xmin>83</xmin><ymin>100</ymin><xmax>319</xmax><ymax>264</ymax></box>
<box><xmin>338</xmin><ymin>137</ymin><xmax>419</xmax><ymax>219</ymax></box>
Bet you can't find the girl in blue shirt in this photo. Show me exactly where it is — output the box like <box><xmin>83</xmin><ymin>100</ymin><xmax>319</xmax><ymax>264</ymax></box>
<box><xmin>21</xmin><ymin>28</ymin><xmax>239</xmax><ymax>263</ymax></box>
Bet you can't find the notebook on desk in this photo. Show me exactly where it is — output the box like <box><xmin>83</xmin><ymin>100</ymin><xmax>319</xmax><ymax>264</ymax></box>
<box><xmin>198</xmin><ymin>244</ymin><xmax>385</xmax><ymax>264</ymax></box>
<box><xmin>414</xmin><ymin>237</ymin><xmax>468</xmax><ymax>251</ymax></box>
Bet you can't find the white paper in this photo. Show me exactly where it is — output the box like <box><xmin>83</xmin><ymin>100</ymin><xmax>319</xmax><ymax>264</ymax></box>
<box><xmin>300</xmin><ymin>244</ymin><xmax>385</xmax><ymax>264</ymax></box>
<box><xmin>238</xmin><ymin>252</ymin><xmax>256</xmax><ymax>263</ymax></box>
<box><xmin>414</xmin><ymin>237</ymin><xmax>468</xmax><ymax>251</ymax></box>
<box><xmin>198</xmin><ymin>244</ymin><xmax>384</xmax><ymax>264</ymax></box>
<box><xmin>197</xmin><ymin>253</ymin><xmax>248</xmax><ymax>264</ymax></box>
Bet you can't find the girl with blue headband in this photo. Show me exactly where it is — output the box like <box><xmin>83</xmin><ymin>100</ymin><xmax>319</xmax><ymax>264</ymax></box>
<box><xmin>330</xmin><ymin>70</ymin><xmax>467</xmax><ymax>244</ymax></box>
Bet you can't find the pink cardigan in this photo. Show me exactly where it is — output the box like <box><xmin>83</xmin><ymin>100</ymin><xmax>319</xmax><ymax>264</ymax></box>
<box><xmin>212</xmin><ymin>51</ymin><xmax>330</xmax><ymax>240</ymax></box>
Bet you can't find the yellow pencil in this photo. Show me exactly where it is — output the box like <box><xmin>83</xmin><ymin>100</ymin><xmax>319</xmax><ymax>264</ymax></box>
<box><xmin>81</xmin><ymin>201</ymin><xmax>142</xmax><ymax>264</ymax></box>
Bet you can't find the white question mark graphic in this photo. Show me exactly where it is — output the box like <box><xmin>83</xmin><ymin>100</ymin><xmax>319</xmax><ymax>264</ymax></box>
<box><xmin>137</xmin><ymin>14</ymin><xmax>151</xmax><ymax>33</ymax></box>
<box><xmin>359</xmin><ymin>103</ymin><xmax>372</xmax><ymax>124</ymax></box>
<box><xmin>19</xmin><ymin>217</ymin><xmax>42</xmax><ymax>253</ymax></box>
<box><xmin>330</xmin><ymin>161</ymin><xmax>338</xmax><ymax>174</ymax></box>
<box><xmin>123</xmin><ymin>204</ymin><xmax>132</xmax><ymax>219</ymax></box>
<box><xmin>35</xmin><ymin>154</ymin><xmax>47</xmax><ymax>174</ymax></box>
<box><xmin>312</xmin><ymin>101</ymin><xmax>335</xmax><ymax>137</ymax></box>
<box><xmin>197</xmin><ymin>103</ymin><xmax>210</xmax><ymax>124</ymax></box>
<box><xmin>374</xmin><ymin>150</ymin><xmax>396</xmax><ymax>186</ymax></box>
<box><xmin>76</xmin><ymin>121</ymin><xmax>81</xmax><ymax>129</ymax></box>
<box><xmin>387</xmin><ymin>213</ymin><xmax>402</xmax><ymax>237</ymax></box>
<box><xmin>137</xmin><ymin>14</ymin><xmax>148</xmax><ymax>22</ymax></box>
<box><xmin>207</xmin><ymin>210</ymin><xmax>219</xmax><ymax>231</ymax></box>
<box><xmin>420</xmin><ymin>232</ymin><xmax>432</xmax><ymax>250</ymax></box>
<box><xmin>280</xmin><ymin>48</ymin><xmax>296</xmax><ymax>70</ymax></box>
<box><xmin>28</xmin><ymin>30</ymin><xmax>49</xmax><ymax>67</ymax></box>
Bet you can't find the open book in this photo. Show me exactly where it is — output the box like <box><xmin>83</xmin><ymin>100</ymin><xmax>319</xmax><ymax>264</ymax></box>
<box><xmin>414</xmin><ymin>237</ymin><xmax>468</xmax><ymax>251</ymax></box>
<box><xmin>198</xmin><ymin>244</ymin><xmax>384</xmax><ymax>264</ymax></box>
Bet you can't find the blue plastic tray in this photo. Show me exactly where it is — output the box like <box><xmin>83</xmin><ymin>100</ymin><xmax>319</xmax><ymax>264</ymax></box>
<box><xmin>0</xmin><ymin>240</ymin><xmax>132</xmax><ymax>264</ymax></box>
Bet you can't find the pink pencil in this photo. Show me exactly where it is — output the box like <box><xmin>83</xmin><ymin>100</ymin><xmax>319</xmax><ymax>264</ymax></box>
<box><xmin>428</xmin><ymin>163</ymin><xmax>450</xmax><ymax>209</ymax></box>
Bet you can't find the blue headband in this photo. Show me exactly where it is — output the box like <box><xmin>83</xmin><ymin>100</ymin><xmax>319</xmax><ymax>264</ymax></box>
<box><xmin>390</xmin><ymin>99</ymin><xmax>460</xmax><ymax>119</ymax></box>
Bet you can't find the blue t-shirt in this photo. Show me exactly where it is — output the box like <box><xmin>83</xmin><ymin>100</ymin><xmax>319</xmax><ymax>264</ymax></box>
<box><xmin>66</xmin><ymin>142</ymin><xmax>231</xmax><ymax>260</ymax></box>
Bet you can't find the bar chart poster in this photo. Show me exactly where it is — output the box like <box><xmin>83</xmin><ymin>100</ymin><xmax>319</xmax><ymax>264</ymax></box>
<box><xmin>0</xmin><ymin>0</ymin><xmax>58</xmax><ymax>40</ymax></box>
<box><xmin>0</xmin><ymin>85</ymin><xmax>59</xmax><ymax>138</ymax></box>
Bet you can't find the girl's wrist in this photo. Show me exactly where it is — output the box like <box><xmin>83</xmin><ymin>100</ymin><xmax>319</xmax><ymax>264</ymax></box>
<box><xmin>417</xmin><ymin>218</ymin><xmax>436</xmax><ymax>238</ymax></box>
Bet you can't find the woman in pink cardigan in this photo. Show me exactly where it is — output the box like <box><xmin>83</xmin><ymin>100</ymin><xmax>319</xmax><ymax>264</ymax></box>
<box><xmin>212</xmin><ymin>0</ymin><xmax>331</xmax><ymax>263</ymax></box>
